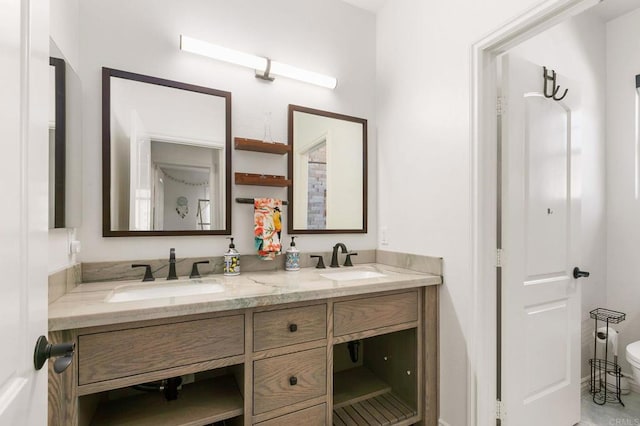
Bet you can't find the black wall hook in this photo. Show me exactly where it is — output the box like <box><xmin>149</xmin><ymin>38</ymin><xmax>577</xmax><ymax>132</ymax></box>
<box><xmin>543</xmin><ymin>66</ymin><xmax>568</xmax><ymax>101</ymax></box>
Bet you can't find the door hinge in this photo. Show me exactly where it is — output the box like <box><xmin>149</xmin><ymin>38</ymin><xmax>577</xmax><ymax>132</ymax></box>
<box><xmin>496</xmin><ymin>400</ymin><xmax>505</xmax><ymax>421</ymax></box>
<box><xmin>496</xmin><ymin>96</ymin><xmax>506</xmax><ymax>116</ymax></box>
<box><xmin>496</xmin><ymin>248</ymin><xmax>503</xmax><ymax>268</ymax></box>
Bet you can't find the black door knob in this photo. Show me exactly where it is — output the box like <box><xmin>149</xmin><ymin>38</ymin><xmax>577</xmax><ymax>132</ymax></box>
<box><xmin>573</xmin><ymin>267</ymin><xmax>590</xmax><ymax>279</ymax></box>
<box><xmin>34</xmin><ymin>335</ymin><xmax>75</xmax><ymax>374</ymax></box>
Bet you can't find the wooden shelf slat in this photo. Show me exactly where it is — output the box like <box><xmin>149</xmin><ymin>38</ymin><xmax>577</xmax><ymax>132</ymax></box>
<box><xmin>91</xmin><ymin>375</ymin><xmax>243</xmax><ymax>426</ymax></box>
<box><xmin>333</xmin><ymin>367</ymin><xmax>417</xmax><ymax>425</ymax></box>
<box><xmin>333</xmin><ymin>367</ymin><xmax>391</xmax><ymax>409</ymax></box>
<box><xmin>234</xmin><ymin>137</ymin><xmax>291</xmax><ymax>155</ymax></box>
<box><xmin>333</xmin><ymin>393</ymin><xmax>417</xmax><ymax>426</ymax></box>
<box><xmin>235</xmin><ymin>173</ymin><xmax>292</xmax><ymax>187</ymax></box>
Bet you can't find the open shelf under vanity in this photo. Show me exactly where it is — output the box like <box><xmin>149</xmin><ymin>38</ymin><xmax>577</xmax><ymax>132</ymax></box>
<box><xmin>332</xmin><ymin>328</ymin><xmax>419</xmax><ymax>426</ymax></box>
<box><xmin>83</xmin><ymin>367</ymin><xmax>244</xmax><ymax>426</ymax></box>
<box><xmin>333</xmin><ymin>366</ymin><xmax>417</xmax><ymax>425</ymax></box>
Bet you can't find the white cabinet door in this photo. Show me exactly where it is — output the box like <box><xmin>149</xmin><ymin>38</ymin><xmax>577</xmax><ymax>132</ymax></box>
<box><xmin>501</xmin><ymin>53</ymin><xmax>581</xmax><ymax>426</ymax></box>
<box><xmin>0</xmin><ymin>0</ymin><xmax>49</xmax><ymax>424</ymax></box>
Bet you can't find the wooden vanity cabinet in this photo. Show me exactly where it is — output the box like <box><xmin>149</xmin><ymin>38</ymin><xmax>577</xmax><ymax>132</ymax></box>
<box><xmin>49</xmin><ymin>310</ymin><xmax>247</xmax><ymax>426</ymax></box>
<box><xmin>48</xmin><ymin>287</ymin><xmax>438</xmax><ymax>426</ymax></box>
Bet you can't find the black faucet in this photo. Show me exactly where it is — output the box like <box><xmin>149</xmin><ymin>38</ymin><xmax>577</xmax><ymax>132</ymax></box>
<box><xmin>167</xmin><ymin>248</ymin><xmax>178</xmax><ymax>280</ymax></box>
<box><xmin>132</xmin><ymin>264</ymin><xmax>155</xmax><ymax>282</ymax></box>
<box><xmin>330</xmin><ymin>243</ymin><xmax>348</xmax><ymax>268</ymax></box>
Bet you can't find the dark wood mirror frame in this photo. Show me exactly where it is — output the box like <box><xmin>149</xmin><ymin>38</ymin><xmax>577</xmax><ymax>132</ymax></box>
<box><xmin>50</xmin><ymin>57</ymin><xmax>66</xmax><ymax>229</ymax></box>
<box><xmin>287</xmin><ymin>104</ymin><xmax>368</xmax><ymax>234</ymax></box>
<box><xmin>102</xmin><ymin>68</ymin><xmax>232</xmax><ymax>237</ymax></box>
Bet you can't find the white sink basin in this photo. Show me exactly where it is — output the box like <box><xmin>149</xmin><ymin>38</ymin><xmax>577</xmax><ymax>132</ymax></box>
<box><xmin>320</xmin><ymin>270</ymin><xmax>386</xmax><ymax>281</ymax></box>
<box><xmin>106</xmin><ymin>279</ymin><xmax>225</xmax><ymax>303</ymax></box>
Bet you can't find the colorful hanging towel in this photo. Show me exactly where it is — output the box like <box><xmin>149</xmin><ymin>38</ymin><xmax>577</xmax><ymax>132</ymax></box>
<box><xmin>254</xmin><ymin>198</ymin><xmax>282</xmax><ymax>260</ymax></box>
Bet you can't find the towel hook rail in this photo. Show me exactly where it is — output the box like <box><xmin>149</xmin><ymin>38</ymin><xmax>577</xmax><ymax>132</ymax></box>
<box><xmin>235</xmin><ymin>198</ymin><xmax>288</xmax><ymax>205</ymax></box>
<box><xmin>543</xmin><ymin>66</ymin><xmax>568</xmax><ymax>101</ymax></box>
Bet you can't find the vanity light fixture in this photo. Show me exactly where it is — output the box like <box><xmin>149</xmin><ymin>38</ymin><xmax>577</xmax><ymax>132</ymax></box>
<box><xmin>180</xmin><ymin>35</ymin><xmax>337</xmax><ymax>90</ymax></box>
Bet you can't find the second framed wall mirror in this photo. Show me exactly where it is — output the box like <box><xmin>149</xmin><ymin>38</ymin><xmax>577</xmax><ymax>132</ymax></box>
<box><xmin>49</xmin><ymin>56</ymin><xmax>66</xmax><ymax>229</ymax></box>
<box><xmin>49</xmin><ymin>39</ymin><xmax>83</xmax><ymax>230</ymax></box>
<box><xmin>102</xmin><ymin>68</ymin><xmax>232</xmax><ymax>236</ymax></box>
<box><xmin>288</xmin><ymin>105</ymin><xmax>367</xmax><ymax>234</ymax></box>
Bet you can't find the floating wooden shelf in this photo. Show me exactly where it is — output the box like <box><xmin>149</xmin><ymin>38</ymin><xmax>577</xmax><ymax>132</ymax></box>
<box><xmin>234</xmin><ymin>137</ymin><xmax>291</xmax><ymax>155</ymax></box>
<box><xmin>333</xmin><ymin>367</ymin><xmax>417</xmax><ymax>426</ymax></box>
<box><xmin>91</xmin><ymin>375</ymin><xmax>243</xmax><ymax>426</ymax></box>
<box><xmin>235</xmin><ymin>173</ymin><xmax>291</xmax><ymax>187</ymax></box>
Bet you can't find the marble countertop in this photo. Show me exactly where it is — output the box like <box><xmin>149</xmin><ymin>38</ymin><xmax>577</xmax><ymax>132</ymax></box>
<box><xmin>49</xmin><ymin>263</ymin><xmax>441</xmax><ymax>331</ymax></box>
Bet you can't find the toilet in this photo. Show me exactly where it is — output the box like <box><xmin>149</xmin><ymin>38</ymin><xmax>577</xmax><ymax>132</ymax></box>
<box><xmin>626</xmin><ymin>341</ymin><xmax>640</xmax><ymax>386</ymax></box>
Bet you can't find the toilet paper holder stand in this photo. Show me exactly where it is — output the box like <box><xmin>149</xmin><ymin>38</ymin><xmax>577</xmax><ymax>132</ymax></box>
<box><xmin>589</xmin><ymin>307</ymin><xmax>626</xmax><ymax>406</ymax></box>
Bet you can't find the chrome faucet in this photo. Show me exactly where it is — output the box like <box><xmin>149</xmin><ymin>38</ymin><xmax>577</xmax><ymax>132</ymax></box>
<box><xmin>330</xmin><ymin>243</ymin><xmax>348</xmax><ymax>268</ymax></box>
<box><xmin>167</xmin><ymin>248</ymin><xmax>178</xmax><ymax>280</ymax></box>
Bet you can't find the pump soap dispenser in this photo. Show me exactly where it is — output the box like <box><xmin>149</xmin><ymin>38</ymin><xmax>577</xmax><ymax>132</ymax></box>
<box><xmin>224</xmin><ymin>237</ymin><xmax>240</xmax><ymax>276</ymax></box>
<box><xmin>285</xmin><ymin>236</ymin><xmax>300</xmax><ymax>271</ymax></box>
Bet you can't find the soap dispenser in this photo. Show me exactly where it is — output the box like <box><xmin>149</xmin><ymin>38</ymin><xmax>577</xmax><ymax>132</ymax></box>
<box><xmin>224</xmin><ymin>237</ymin><xmax>240</xmax><ymax>276</ymax></box>
<box><xmin>285</xmin><ymin>236</ymin><xmax>300</xmax><ymax>271</ymax></box>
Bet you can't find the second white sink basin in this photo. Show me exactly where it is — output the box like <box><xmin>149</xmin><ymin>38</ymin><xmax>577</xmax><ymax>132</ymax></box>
<box><xmin>106</xmin><ymin>279</ymin><xmax>225</xmax><ymax>303</ymax></box>
<box><xmin>320</xmin><ymin>270</ymin><xmax>386</xmax><ymax>281</ymax></box>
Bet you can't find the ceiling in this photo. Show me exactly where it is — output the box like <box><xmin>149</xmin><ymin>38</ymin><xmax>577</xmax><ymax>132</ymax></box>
<box><xmin>340</xmin><ymin>0</ymin><xmax>640</xmax><ymax>19</ymax></box>
<box><xmin>590</xmin><ymin>0</ymin><xmax>640</xmax><ymax>21</ymax></box>
<box><xmin>339</xmin><ymin>0</ymin><xmax>386</xmax><ymax>13</ymax></box>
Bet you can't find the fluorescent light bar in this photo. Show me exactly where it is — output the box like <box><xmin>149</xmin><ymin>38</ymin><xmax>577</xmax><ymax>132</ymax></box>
<box><xmin>180</xmin><ymin>35</ymin><xmax>267</xmax><ymax>71</ymax></box>
<box><xmin>270</xmin><ymin>61</ymin><xmax>337</xmax><ymax>89</ymax></box>
<box><xmin>180</xmin><ymin>35</ymin><xmax>337</xmax><ymax>89</ymax></box>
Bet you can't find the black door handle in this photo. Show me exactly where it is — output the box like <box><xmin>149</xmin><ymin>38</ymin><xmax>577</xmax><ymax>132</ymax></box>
<box><xmin>34</xmin><ymin>335</ymin><xmax>75</xmax><ymax>374</ymax></box>
<box><xmin>573</xmin><ymin>267</ymin><xmax>590</xmax><ymax>279</ymax></box>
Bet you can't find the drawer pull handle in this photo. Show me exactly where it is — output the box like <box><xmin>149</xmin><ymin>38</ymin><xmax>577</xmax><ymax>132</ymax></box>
<box><xmin>289</xmin><ymin>323</ymin><xmax>298</xmax><ymax>332</ymax></box>
<box><xmin>289</xmin><ymin>376</ymin><xmax>298</xmax><ymax>386</ymax></box>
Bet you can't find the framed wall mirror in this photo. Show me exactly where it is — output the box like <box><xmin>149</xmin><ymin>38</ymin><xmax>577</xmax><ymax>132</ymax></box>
<box><xmin>49</xmin><ymin>40</ymin><xmax>83</xmax><ymax>230</ymax></box>
<box><xmin>102</xmin><ymin>68</ymin><xmax>232</xmax><ymax>236</ymax></box>
<box><xmin>288</xmin><ymin>105</ymin><xmax>367</xmax><ymax>234</ymax></box>
<box><xmin>49</xmin><ymin>57</ymin><xmax>66</xmax><ymax>228</ymax></box>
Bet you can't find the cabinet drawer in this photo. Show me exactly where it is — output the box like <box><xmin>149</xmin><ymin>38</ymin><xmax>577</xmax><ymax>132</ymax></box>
<box><xmin>254</xmin><ymin>403</ymin><xmax>326</xmax><ymax>426</ymax></box>
<box><xmin>78</xmin><ymin>315</ymin><xmax>244</xmax><ymax>385</ymax></box>
<box><xmin>253</xmin><ymin>304</ymin><xmax>326</xmax><ymax>351</ymax></box>
<box><xmin>253</xmin><ymin>347</ymin><xmax>326</xmax><ymax>415</ymax></box>
<box><xmin>334</xmin><ymin>291</ymin><xmax>418</xmax><ymax>337</ymax></box>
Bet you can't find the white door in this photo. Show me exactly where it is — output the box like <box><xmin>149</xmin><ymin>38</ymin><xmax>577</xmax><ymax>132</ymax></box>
<box><xmin>129</xmin><ymin>110</ymin><xmax>152</xmax><ymax>230</ymax></box>
<box><xmin>0</xmin><ymin>0</ymin><xmax>49</xmax><ymax>424</ymax></box>
<box><xmin>501</xmin><ymin>54</ymin><xmax>582</xmax><ymax>426</ymax></box>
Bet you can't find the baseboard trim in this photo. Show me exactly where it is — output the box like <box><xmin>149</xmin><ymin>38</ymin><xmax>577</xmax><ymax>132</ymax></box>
<box><xmin>439</xmin><ymin>420</ymin><xmax>451</xmax><ymax>426</ymax></box>
<box><xmin>581</xmin><ymin>374</ymin><xmax>590</xmax><ymax>391</ymax></box>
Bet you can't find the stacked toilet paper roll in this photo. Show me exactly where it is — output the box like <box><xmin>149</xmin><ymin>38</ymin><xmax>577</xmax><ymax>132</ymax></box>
<box><xmin>594</xmin><ymin>326</ymin><xmax>630</xmax><ymax>394</ymax></box>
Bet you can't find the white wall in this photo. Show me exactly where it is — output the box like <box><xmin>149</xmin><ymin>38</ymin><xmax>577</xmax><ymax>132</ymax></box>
<box><xmin>606</xmin><ymin>7</ymin><xmax>640</xmax><ymax>378</ymax></box>
<box><xmin>78</xmin><ymin>0</ymin><xmax>377</xmax><ymax>261</ymax></box>
<box><xmin>48</xmin><ymin>0</ymin><xmax>81</xmax><ymax>274</ymax></box>
<box><xmin>50</xmin><ymin>0</ymin><xmax>79</xmax><ymax>71</ymax></box>
<box><xmin>110</xmin><ymin>77</ymin><xmax>227</xmax><ymax>146</ymax></box>
<box><xmin>374</xmin><ymin>1</ymin><xmax>598</xmax><ymax>424</ymax></box>
<box><xmin>509</xmin><ymin>10</ymin><xmax>607</xmax><ymax>381</ymax></box>
<box><xmin>160</xmin><ymin>168</ymin><xmax>210</xmax><ymax>231</ymax></box>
